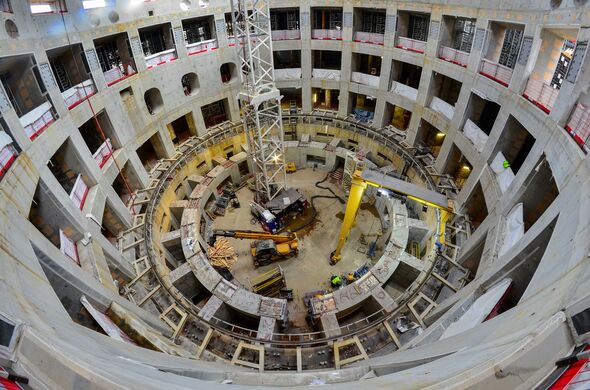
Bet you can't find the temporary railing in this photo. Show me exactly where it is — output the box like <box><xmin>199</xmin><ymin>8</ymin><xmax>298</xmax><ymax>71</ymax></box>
<box><xmin>274</xmin><ymin>68</ymin><xmax>302</xmax><ymax>80</ymax></box>
<box><xmin>228</xmin><ymin>34</ymin><xmax>262</xmax><ymax>47</ymax></box>
<box><xmin>20</xmin><ymin>101</ymin><xmax>56</xmax><ymax>140</ymax></box>
<box><xmin>391</xmin><ymin>82</ymin><xmax>418</xmax><ymax>101</ymax></box>
<box><xmin>271</xmin><ymin>29</ymin><xmax>301</xmax><ymax>40</ymax></box>
<box><xmin>522</xmin><ymin>78</ymin><xmax>559</xmax><ymax>114</ymax></box>
<box><xmin>351</xmin><ymin>71</ymin><xmax>380</xmax><ymax>87</ymax></box>
<box><xmin>439</xmin><ymin>46</ymin><xmax>469</xmax><ymax>67</ymax></box>
<box><xmin>395</xmin><ymin>37</ymin><xmax>427</xmax><ymax>53</ymax></box>
<box><xmin>0</xmin><ymin>144</ymin><xmax>17</xmax><ymax>179</ymax></box>
<box><xmin>311</xmin><ymin>29</ymin><xmax>342</xmax><ymax>40</ymax></box>
<box><xmin>62</xmin><ymin>79</ymin><xmax>96</xmax><ymax>110</ymax></box>
<box><xmin>70</xmin><ymin>174</ymin><xmax>89</xmax><ymax>210</ymax></box>
<box><xmin>565</xmin><ymin>103</ymin><xmax>590</xmax><ymax>153</ymax></box>
<box><xmin>60</xmin><ymin>229</ymin><xmax>79</xmax><ymax>265</ymax></box>
<box><xmin>353</xmin><ymin>31</ymin><xmax>384</xmax><ymax>45</ymax></box>
<box><xmin>145</xmin><ymin>48</ymin><xmax>177</xmax><ymax>69</ymax></box>
<box><xmin>479</xmin><ymin>59</ymin><xmax>513</xmax><ymax>87</ymax></box>
<box><xmin>93</xmin><ymin>138</ymin><xmax>113</xmax><ymax>168</ymax></box>
<box><xmin>104</xmin><ymin>62</ymin><xmax>137</xmax><ymax>86</ymax></box>
<box><xmin>187</xmin><ymin>38</ymin><xmax>218</xmax><ymax>56</ymax></box>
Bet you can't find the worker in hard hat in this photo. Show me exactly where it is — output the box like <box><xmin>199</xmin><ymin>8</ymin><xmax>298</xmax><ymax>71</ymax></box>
<box><xmin>331</xmin><ymin>275</ymin><xmax>342</xmax><ymax>288</ymax></box>
<box><xmin>503</xmin><ymin>160</ymin><xmax>511</xmax><ymax>169</ymax></box>
<box><xmin>347</xmin><ymin>273</ymin><xmax>356</xmax><ymax>283</ymax></box>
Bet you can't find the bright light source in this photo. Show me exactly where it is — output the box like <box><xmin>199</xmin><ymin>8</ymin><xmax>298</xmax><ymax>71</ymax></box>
<box><xmin>272</xmin><ymin>154</ymin><xmax>280</xmax><ymax>163</ymax></box>
<box><xmin>462</xmin><ymin>164</ymin><xmax>471</xmax><ymax>171</ymax></box>
<box><xmin>30</xmin><ymin>4</ymin><xmax>53</xmax><ymax>13</ymax></box>
<box><xmin>313</xmin><ymin>93</ymin><xmax>317</xmax><ymax>103</ymax></box>
<box><xmin>83</xmin><ymin>0</ymin><xmax>106</xmax><ymax>9</ymax></box>
<box><xmin>436</xmin><ymin>132</ymin><xmax>445</xmax><ymax>138</ymax></box>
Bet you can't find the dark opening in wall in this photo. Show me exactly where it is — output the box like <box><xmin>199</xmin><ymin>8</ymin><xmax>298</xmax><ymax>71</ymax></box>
<box><xmin>349</xmin><ymin>93</ymin><xmax>376</xmax><ymax>123</ymax></box>
<box><xmin>483</xmin><ymin>216</ymin><xmax>557</xmax><ymax>316</ymax></box>
<box><xmin>270</xmin><ymin>8</ymin><xmax>300</xmax><ymax>31</ymax></box>
<box><xmin>220</xmin><ymin>62</ymin><xmax>238</xmax><ymax>84</ymax></box>
<box><xmin>113</xmin><ymin>161</ymin><xmax>142</xmax><ymax>209</ymax></box>
<box><xmin>458</xmin><ymin>231</ymin><xmax>487</xmax><ymax>277</ymax></box>
<box><xmin>429</xmin><ymin>72</ymin><xmax>462</xmax><ymax>119</ymax></box>
<box><xmin>312</xmin><ymin>50</ymin><xmax>342</xmax><ymax>70</ymax></box>
<box><xmin>518</xmin><ymin>155</ymin><xmax>559</xmax><ymax>231</ymax></box>
<box><xmin>443</xmin><ymin>144</ymin><xmax>472</xmax><ymax>190</ymax></box>
<box><xmin>463</xmin><ymin>181</ymin><xmax>488</xmax><ymax>231</ymax></box>
<box><xmin>390</xmin><ymin>60</ymin><xmax>422</xmax><ymax>91</ymax></box>
<box><xmin>139</xmin><ymin>22</ymin><xmax>175</xmax><ymax>56</ymax></box>
<box><xmin>32</xmin><ymin>244</ymin><xmax>105</xmax><ymax>333</ymax></box>
<box><xmin>101</xmin><ymin>200</ymin><xmax>126</xmax><ymax>248</ymax></box>
<box><xmin>29</xmin><ymin>181</ymin><xmax>70</xmax><ymax>249</ymax></box>
<box><xmin>464</xmin><ymin>92</ymin><xmax>500</xmax><ymax>135</ymax></box>
<box><xmin>384</xmin><ymin>262</ymin><xmax>421</xmax><ymax>299</ymax></box>
<box><xmin>47</xmin><ymin>138</ymin><xmax>90</xmax><ymax>196</ymax></box>
<box><xmin>415</xmin><ymin>119</ymin><xmax>445</xmax><ymax>157</ymax></box>
<box><xmin>181</xmin><ymin>72</ymin><xmax>199</xmax><ymax>96</ymax></box>
<box><xmin>384</xmin><ymin>103</ymin><xmax>412</xmax><ymax>130</ymax></box>
<box><xmin>181</xmin><ymin>15</ymin><xmax>215</xmax><ymax>45</ymax></box>
<box><xmin>167</xmin><ymin>113</ymin><xmax>196</xmax><ymax>145</ymax></box>
<box><xmin>137</xmin><ymin>132</ymin><xmax>165</xmax><ymax>172</ymax></box>
<box><xmin>397</xmin><ymin>11</ymin><xmax>430</xmax><ymax>42</ymax></box>
<box><xmin>311</xmin><ymin>7</ymin><xmax>343</xmax><ymax>31</ymax></box>
<box><xmin>440</xmin><ymin>15</ymin><xmax>477</xmax><ymax>54</ymax></box>
<box><xmin>202</xmin><ymin>99</ymin><xmax>229</xmax><ymax>128</ymax></box>
<box><xmin>491</xmin><ymin>115</ymin><xmax>535</xmax><ymax>174</ymax></box>
<box><xmin>144</xmin><ymin>87</ymin><xmax>163</xmax><ymax>115</ymax></box>
<box><xmin>353</xmin><ymin>8</ymin><xmax>386</xmax><ymax>35</ymax></box>
<box><xmin>93</xmin><ymin>32</ymin><xmax>137</xmax><ymax>85</ymax></box>
<box><xmin>312</xmin><ymin>88</ymin><xmax>339</xmax><ymax>110</ymax></box>
<box><xmin>280</xmin><ymin>88</ymin><xmax>302</xmax><ymax>110</ymax></box>
<box><xmin>78</xmin><ymin>111</ymin><xmax>119</xmax><ymax>167</ymax></box>
<box><xmin>273</xmin><ymin>50</ymin><xmax>301</xmax><ymax>69</ymax></box>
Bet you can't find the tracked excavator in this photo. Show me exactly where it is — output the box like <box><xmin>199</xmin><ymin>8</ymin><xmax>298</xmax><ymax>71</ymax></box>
<box><xmin>208</xmin><ymin>229</ymin><xmax>299</xmax><ymax>267</ymax></box>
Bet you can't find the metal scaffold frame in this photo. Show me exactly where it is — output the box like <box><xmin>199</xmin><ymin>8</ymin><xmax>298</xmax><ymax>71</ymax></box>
<box><xmin>231</xmin><ymin>0</ymin><xmax>286</xmax><ymax>202</ymax></box>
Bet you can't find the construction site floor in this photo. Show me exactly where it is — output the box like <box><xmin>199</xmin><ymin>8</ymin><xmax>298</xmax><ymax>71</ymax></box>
<box><xmin>211</xmin><ymin>168</ymin><xmax>383</xmax><ymax>331</ymax></box>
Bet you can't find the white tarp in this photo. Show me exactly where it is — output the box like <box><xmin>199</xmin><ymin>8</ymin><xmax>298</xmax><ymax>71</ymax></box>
<box><xmin>391</xmin><ymin>82</ymin><xmax>418</xmax><ymax>101</ymax></box>
<box><xmin>490</xmin><ymin>152</ymin><xmax>515</xmax><ymax>193</ymax></box>
<box><xmin>430</xmin><ymin>96</ymin><xmax>455</xmax><ymax>120</ymax></box>
<box><xmin>441</xmin><ymin>278</ymin><xmax>512</xmax><ymax>339</ymax></box>
<box><xmin>0</xmin><ymin>131</ymin><xmax>13</xmax><ymax>150</ymax></box>
<box><xmin>275</xmin><ymin>68</ymin><xmax>301</xmax><ymax>80</ymax></box>
<box><xmin>80</xmin><ymin>296</ymin><xmax>136</xmax><ymax>345</ymax></box>
<box><xmin>351</xmin><ymin>72</ymin><xmax>380</xmax><ymax>87</ymax></box>
<box><xmin>499</xmin><ymin>203</ymin><xmax>524</xmax><ymax>256</ymax></box>
<box><xmin>18</xmin><ymin>101</ymin><xmax>52</xmax><ymax>128</ymax></box>
<box><xmin>312</xmin><ymin>68</ymin><xmax>341</xmax><ymax>81</ymax></box>
<box><xmin>463</xmin><ymin>119</ymin><xmax>488</xmax><ymax>152</ymax></box>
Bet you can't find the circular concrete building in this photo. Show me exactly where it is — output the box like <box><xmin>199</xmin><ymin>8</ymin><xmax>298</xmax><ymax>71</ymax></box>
<box><xmin>0</xmin><ymin>0</ymin><xmax>589</xmax><ymax>389</ymax></box>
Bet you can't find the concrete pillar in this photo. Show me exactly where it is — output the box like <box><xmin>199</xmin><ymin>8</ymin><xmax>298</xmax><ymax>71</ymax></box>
<box><xmin>300</xmin><ymin>3</ymin><xmax>313</xmax><ymax>113</ymax></box>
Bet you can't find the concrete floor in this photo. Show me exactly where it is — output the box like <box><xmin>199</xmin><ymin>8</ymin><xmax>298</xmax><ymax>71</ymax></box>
<box><xmin>211</xmin><ymin>168</ymin><xmax>383</xmax><ymax>329</ymax></box>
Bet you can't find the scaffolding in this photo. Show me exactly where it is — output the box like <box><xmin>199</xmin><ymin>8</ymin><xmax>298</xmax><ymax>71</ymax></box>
<box><xmin>231</xmin><ymin>0</ymin><xmax>286</xmax><ymax>202</ymax></box>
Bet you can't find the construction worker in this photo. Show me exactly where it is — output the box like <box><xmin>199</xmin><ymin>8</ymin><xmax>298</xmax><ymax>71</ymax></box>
<box><xmin>331</xmin><ymin>275</ymin><xmax>342</xmax><ymax>287</ymax></box>
<box><xmin>502</xmin><ymin>160</ymin><xmax>511</xmax><ymax>169</ymax></box>
<box><xmin>347</xmin><ymin>273</ymin><xmax>356</xmax><ymax>283</ymax></box>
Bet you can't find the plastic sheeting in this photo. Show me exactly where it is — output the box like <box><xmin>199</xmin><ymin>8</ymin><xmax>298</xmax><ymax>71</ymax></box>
<box><xmin>312</xmin><ymin>68</ymin><xmax>341</xmax><ymax>81</ymax></box>
<box><xmin>490</xmin><ymin>152</ymin><xmax>515</xmax><ymax>193</ymax></box>
<box><xmin>499</xmin><ymin>203</ymin><xmax>524</xmax><ymax>256</ymax></box>
<box><xmin>18</xmin><ymin>101</ymin><xmax>52</xmax><ymax>128</ymax></box>
<box><xmin>275</xmin><ymin>68</ymin><xmax>302</xmax><ymax>80</ymax></box>
<box><xmin>391</xmin><ymin>82</ymin><xmax>418</xmax><ymax>101</ymax></box>
<box><xmin>0</xmin><ymin>131</ymin><xmax>12</xmax><ymax>150</ymax></box>
<box><xmin>430</xmin><ymin>96</ymin><xmax>455</xmax><ymax>120</ymax></box>
<box><xmin>440</xmin><ymin>278</ymin><xmax>512</xmax><ymax>340</ymax></box>
<box><xmin>80</xmin><ymin>296</ymin><xmax>136</xmax><ymax>345</ymax></box>
<box><xmin>351</xmin><ymin>72</ymin><xmax>380</xmax><ymax>87</ymax></box>
<box><xmin>463</xmin><ymin>119</ymin><xmax>488</xmax><ymax>152</ymax></box>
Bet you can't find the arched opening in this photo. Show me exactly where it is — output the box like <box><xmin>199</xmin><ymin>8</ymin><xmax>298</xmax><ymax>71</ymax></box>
<box><xmin>181</xmin><ymin>73</ymin><xmax>200</xmax><ymax>96</ymax></box>
<box><xmin>144</xmin><ymin>88</ymin><xmax>164</xmax><ymax>115</ymax></box>
<box><xmin>220</xmin><ymin>62</ymin><xmax>238</xmax><ymax>84</ymax></box>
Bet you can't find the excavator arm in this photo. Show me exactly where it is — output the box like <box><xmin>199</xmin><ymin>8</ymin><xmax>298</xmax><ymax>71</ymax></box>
<box><xmin>211</xmin><ymin>229</ymin><xmax>296</xmax><ymax>244</ymax></box>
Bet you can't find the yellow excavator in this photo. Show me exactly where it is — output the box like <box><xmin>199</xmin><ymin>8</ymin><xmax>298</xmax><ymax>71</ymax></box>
<box><xmin>330</xmin><ymin>168</ymin><xmax>454</xmax><ymax>264</ymax></box>
<box><xmin>209</xmin><ymin>229</ymin><xmax>299</xmax><ymax>267</ymax></box>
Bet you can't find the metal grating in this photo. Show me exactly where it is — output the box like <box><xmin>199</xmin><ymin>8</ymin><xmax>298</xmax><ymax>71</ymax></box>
<box><xmin>386</xmin><ymin>15</ymin><xmax>396</xmax><ymax>33</ymax></box>
<box><xmin>215</xmin><ymin>19</ymin><xmax>226</xmax><ymax>36</ymax></box>
<box><xmin>129</xmin><ymin>36</ymin><xmax>142</xmax><ymax>57</ymax></box>
<box><xmin>517</xmin><ymin>36</ymin><xmax>534</xmax><ymax>66</ymax></box>
<box><xmin>429</xmin><ymin>20</ymin><xmax>440</xmax><ymax>41</ymax></box>
<box><xmin>38</xmin><ymin>63</ymin><xmax>56</xmax><ymax>89</ymax></box>
<box><xmin>566</xmin><ymin>41</ymin><xmax>588</xmax><ymax>83</ymax></box>
<box><xmin>343</xmin><ymin>12</ymin><xmax>353</xmax><ymax>28</ymax></box>
<box><xmin>173</xmin><ymin>26</ymin><xmax>184</xmax><ymax>46</ymax></box>
<box><xmin>85</xmin><ymin>49</ymin><xmax>100</xmax><ymax>71</ymax></box>
<box><xmin>473</xmin><ymin>28</ymin><xmax>486</xmax><ymax>50</ymax></box>
<box><xmin>498</xmin><ymin>29</ymin><xmax>523</xmax><ymax>69</ymax></box>
<box><xmin>0</xmin><ymin>85</ymin><xmax>10</xmax><ymax>113</ymax></box>
<box><xmin>300</xmin><ymin>12</ymin><xmax>309</xmax><ymax>27</ymax></box>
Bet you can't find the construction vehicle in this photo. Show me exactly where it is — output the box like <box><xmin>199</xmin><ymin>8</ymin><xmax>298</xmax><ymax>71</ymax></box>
<box><xmin>209</xmin><ymin>229</ymin><xmax>299</xmax><ymax>267</ymax></box>
<box><xmin>330</xmin><ymin>168</ymin><xmax>453</xmax><ymax>264</ymax></box>
<box><xmin>286</xmin><ymin>162</ymin><xmax>297</xmax><ymax>173</ymax></box>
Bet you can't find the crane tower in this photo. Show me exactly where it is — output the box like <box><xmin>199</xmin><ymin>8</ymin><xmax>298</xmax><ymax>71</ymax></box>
<box><xmin>231</xmin><ymin>0</ymin><xmax>286</xmax><ymax>203</ymax></box>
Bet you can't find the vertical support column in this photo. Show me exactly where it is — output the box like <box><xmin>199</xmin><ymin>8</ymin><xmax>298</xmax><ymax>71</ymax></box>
<box><xmin>300</xmin><ymin>4</ymin><xmax>313</xmax><ymax>113</ymax></box>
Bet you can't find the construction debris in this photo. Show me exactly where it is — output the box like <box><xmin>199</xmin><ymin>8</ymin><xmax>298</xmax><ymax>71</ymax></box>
<box><xmin>207</xmin><ymin>237</ymin><xmax>238</xmax><ymax>270</ymax></box>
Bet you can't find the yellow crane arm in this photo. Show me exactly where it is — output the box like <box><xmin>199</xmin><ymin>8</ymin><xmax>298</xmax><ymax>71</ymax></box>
<box><xmin>330</xmin><ymin>169</ymin><xmax>453</xmax><ymax>264</ymax></box>
<box><xmin>212</xmin><ymin>229</ymin><xmax>296</xmax><ymax>243</ymax></box>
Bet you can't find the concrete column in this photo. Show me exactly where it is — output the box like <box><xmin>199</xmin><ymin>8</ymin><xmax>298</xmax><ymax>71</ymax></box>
<box><xmin>78</xmin><ymin>239</ymin><xmax>118</xmax><ymax>293</ymax></box>
<box><xmin>300</xmin><ymin>3</ymin><xmax>313</xmax><ymax>113</ymax></box>
<box><xmin>172</xmin><ymin>22</ymin><xmax>188</xmax><ymax>59</ymax></box>
<box><xmin>215</xmin><ymin>13</ymin><xmax>229</xmax><ymax>48</ymax></box>
<box><xmin>508</xmin><ymin>22</ymin><xmax>538</xmax><ymax>94</ymax></box>
<box><xmin>467</xmin><ymin>18</ymin><xmax>490</xmax><ymax>73</ymax></box>
<box><xmin>425</xmin><ymin>11</ymin><xmax>443</xmax><ymax>59</ymax></box>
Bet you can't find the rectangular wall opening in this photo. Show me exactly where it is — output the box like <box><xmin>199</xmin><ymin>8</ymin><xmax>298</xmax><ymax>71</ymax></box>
<box><xmin>101</xmin><ymin>200</ymin><xmax>126</xmax><ymax>248</ymax></box>
<box><xmin>136</xmin><ymin>132</ymin><xmax>166</xmax><ymax>172</ymax></box>
<box><xmin>349</xmin><ymin>93</ymin><xmax>376</xmax><ymax>123</ymax></box>
<box><xmin>428</xmin><ymin>72</ymin><xmax>462</xmax><ymax>120</ymax></box>
<box><xmin>312</xmin><ymin>88</ymin><xmax>339</xmax><ymax>110</ymax></box>
<box><xmin>312</xmin><ymin>50</ymin><xmax>342</xmax><ymax>70</ymax></box>
<box><xmin>517</xmin><ymin>156</ymin><xmax>559</xmax><ymax>231</ymax></box>
<box><xmin>464</xmin><ymin>92</ymin><xmax>500</xmax><ymax>136</ymax></box>
<box><xmin>279</xmin><ymin>88</ymin><xmax>302</xmax><ymax>110</ymax></box>
<box><xmin>384</xmin><ymin>103</ymin><xmax>412</xmax><ymax>131</ymax></box>
<box><xmin>415</xmin><ymin>119</ymin><xmax>445</xmax><ymax>157</ymax></box>
<box><xmin>311</xmin><ymin>7</ymin><xmax>343</xmax><ymax>40</ymax></box>
<box><xmin>113</xmin><ymin>161</ymin><xmax>142</xmax><ymax>208</ymax></box>
<box><xmin>396</xmin><ymin>11</ymin><xmax>430</xmax><ymax>53</ymax></box>
<box><xmin>93</xmin><ymin>32</ymin><xmax>137</xmax><ymax>86</ymax></box>
<box><xmin>442</xmin><ymin>144</ymin><xmax>472</xmax><ymax>190</ymax></box>
<box><xmin>352</xmin><ymin>8</ymin><xmax>386</xmax><ymax>44</ymax></box>
<box><xmin>201</xmin><ymin>99</ymin><xmax>229</xmax><ymax>128</ymax></box>
<box><xmin>167</xmin><ymin>112</ymin><xmax>196</xmax><ymax>145</ymax></box>
<box><xmin>273</xmin><ymin>50</ymin><xmax>301</xmax><ymax>69</ymax></box>
<box><xmin>462</xmin><ymin>181</ymin><xmax>488</xmax><ymax>231</ymax></box>
<box><xmin>139</xmin><ymin>22</ymin><xmax>178</xmax><ymax>67</ymax></box>
<box><xmin>491</xmin><ymin>115</ymin><xmax>535</xmax><ymax>174</ymax></box>
<box><xmin>48</xmin><ymin>138</ymin><xmax>90</xmax><ymax>199</ymax></box>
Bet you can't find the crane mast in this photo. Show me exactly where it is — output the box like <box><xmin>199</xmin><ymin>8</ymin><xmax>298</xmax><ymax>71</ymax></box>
<box><xmin>231</xmin><ymin>0</ymin><xmax>286</xmax><ymax>203</ymax></box>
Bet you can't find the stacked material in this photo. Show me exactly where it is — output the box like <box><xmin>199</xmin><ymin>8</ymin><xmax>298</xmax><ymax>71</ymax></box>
<box><xmin>207</xmin><ymin>238</ymin><xmax>238</xmax><ymax>269</ymax></box>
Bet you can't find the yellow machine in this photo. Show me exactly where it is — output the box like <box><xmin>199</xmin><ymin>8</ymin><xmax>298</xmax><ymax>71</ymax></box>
<box><xmin>286</xmin><ymin>162</ymin><xmax>297</xmax><ymax>173</ymax></box>
<box><xmin>330</xmin><ymin>169</ymin><xmax>453</xmax><ymax>264</ymax></box>
<box><xmin>209</xmin><ymin>229</ymin><xmax>299</xmax><ymax>267</ymax></box>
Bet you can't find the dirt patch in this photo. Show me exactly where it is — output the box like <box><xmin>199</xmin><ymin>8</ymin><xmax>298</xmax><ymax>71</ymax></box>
<box><xmin>360</xmin><ymin>203</ymin><xmax>380</xmax><ymax>218</ymax></box>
